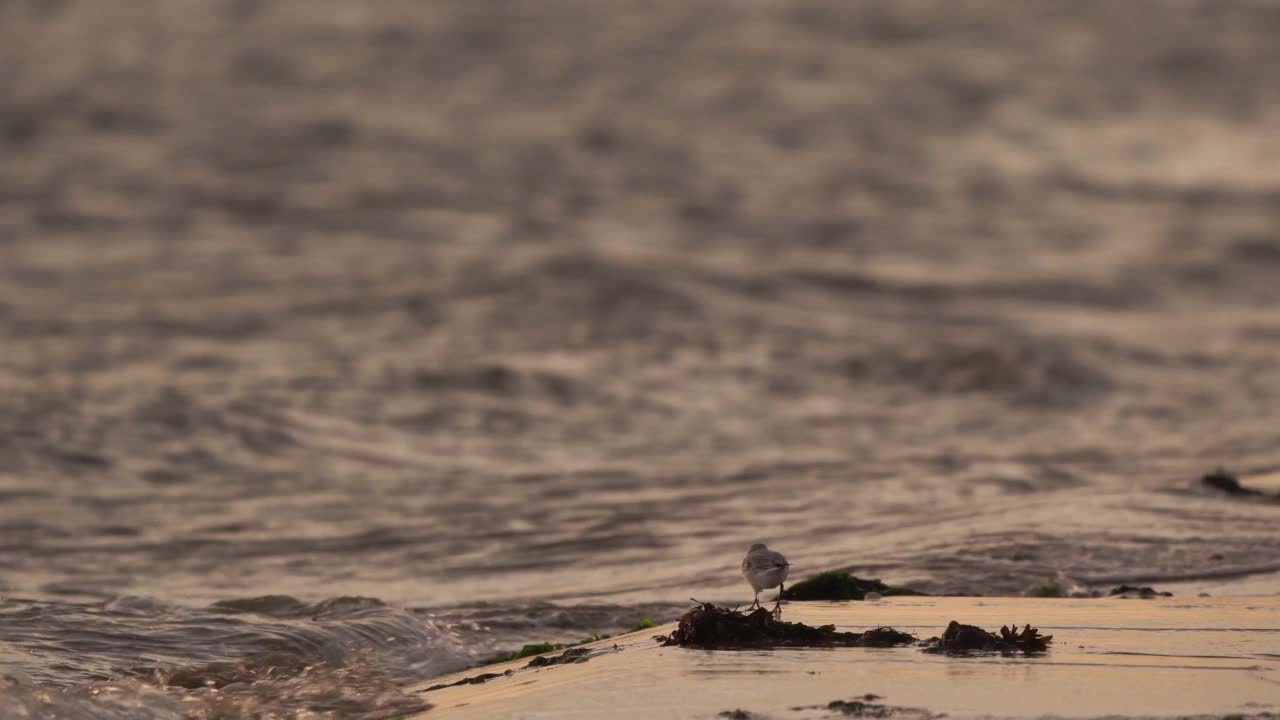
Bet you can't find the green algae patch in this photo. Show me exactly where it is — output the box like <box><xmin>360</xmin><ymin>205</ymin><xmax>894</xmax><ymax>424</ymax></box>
<box><xmin>486</xmin><ymin>642</ymin><xmax>560</xmax><ymax>664</ymax></box>
<box><xmin>1031</xmin><ymin>582</ymin><xmax>1066</xmax><ymax>598</ymax></box>
<box><xmin>479</xmin><ymin>615</ymin><xmax>667</xmax><ymax>668</ymax></box>
<box><xmin>664</xmin><ymin>602</ymin><xmax>915</xmax><ymax>648</ymax></box>
<box><xmin>782</xmin><ymin>572</ymin><xmax>926</xmax><ymax>601</ymax></box>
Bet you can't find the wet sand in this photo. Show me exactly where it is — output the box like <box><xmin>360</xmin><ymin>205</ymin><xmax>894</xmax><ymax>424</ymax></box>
<box><xmin>415</xmin><ymin>597</ymin><xmax>1280</xmax><ymax>719</ymax></box>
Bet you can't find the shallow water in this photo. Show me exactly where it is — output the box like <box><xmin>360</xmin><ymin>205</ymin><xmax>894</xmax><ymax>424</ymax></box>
<box><xmin>2</xmin><ymin>0</ymin><xmax>1280</xmax><ymax>716</ymax></box>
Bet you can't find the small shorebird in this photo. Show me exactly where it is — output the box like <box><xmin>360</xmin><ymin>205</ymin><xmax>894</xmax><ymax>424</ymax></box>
<box><xmin>742</xmin><ymin>543</ymin><xmax>790</xmax><ymax>618</ymax></box>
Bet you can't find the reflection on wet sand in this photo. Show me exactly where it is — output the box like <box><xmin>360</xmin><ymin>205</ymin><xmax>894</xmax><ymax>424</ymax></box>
<box><xmin>417</xmin><ymin>597</ymin><xmax>1280</xmax><ymax>719</ymax></box>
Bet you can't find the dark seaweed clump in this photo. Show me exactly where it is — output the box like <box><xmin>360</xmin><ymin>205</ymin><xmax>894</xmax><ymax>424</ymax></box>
<box><xmin>420</xmin><ymin>647</ymin><xmax>603</xmax><ymax>693</ymax></box>
<box><xmin>1109</xmin><ymin>585</ymin><xmax>1172</xmax><ymax>598</ymax></box>
<box><xmin>787</xmin><ymin>695</ymin><xmax>939</xmax><ymax>719</ymax></box>
<box><xmin>664</xmin><ymin>603</ymin><xmax>915</xmax><ymax>648</ymax></box>
<box><xmin>922</xmin><ymin>621</ymin><xmax>1052</xmax><ymax>654</ymax></box>
<box><xmin>824</xmin><ymin>696</ymin><xmax>939</xmax><ymax>719</ymax></box>
<box><xmin>524</xmin><ymin>647</ymin><xmax>591</xmax><ymax>668</ymax></box>
<box><xmin>1201</xmin><ymin>468</ymin><xmax>1279</xmax><ymax>502</ymax></box>
<box><xmin>419</xmin><ymin>670</ymin><xmax>512</xmax><ymax>692</ymax></box>
<box><xmin>1202</xmin><ymin>468</ymin><xmax>1261</xmax><ymax>496</ymax></box>
<box><xmin>782</xmin><ymin>572</ymin><xmax>927</xmax><ymax>601</ymax></box>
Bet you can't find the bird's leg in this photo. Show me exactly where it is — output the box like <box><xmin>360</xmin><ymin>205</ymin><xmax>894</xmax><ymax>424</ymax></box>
<box><xmin>773</xmin><ymin>583</ymin><xmax>785</xmax><ymax>619</ymax></box>
<box><xmin>750</xmin><ymin>592</ymin><xmax>760</xmax><ymax>610</ymax></box>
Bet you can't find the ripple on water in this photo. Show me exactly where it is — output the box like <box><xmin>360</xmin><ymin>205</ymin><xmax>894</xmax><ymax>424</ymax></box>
<box><xmin>0</xmin><ymin>594</ymin><xmax>469</xmax><ymax>717</ymax></box>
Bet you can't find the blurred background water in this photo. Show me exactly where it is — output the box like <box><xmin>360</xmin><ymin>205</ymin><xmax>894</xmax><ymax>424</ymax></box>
<box><xmin>2</xmin><ymin>0</ymin><xmax>1279</xmax><ymax>716</ymax></box>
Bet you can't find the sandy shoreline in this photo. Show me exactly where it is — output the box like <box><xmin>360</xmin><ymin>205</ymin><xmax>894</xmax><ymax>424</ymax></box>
<box><xmin>412</xmin><ymin>596</ymin><xmax>1280</xmax><ymax>719</ymax></box>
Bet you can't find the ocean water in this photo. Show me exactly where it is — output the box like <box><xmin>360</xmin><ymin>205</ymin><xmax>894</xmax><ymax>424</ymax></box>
<box><xmin>2</xmin><ymin>0</ymin><xmax>1279</xmax><ymax>716</ymax></box>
